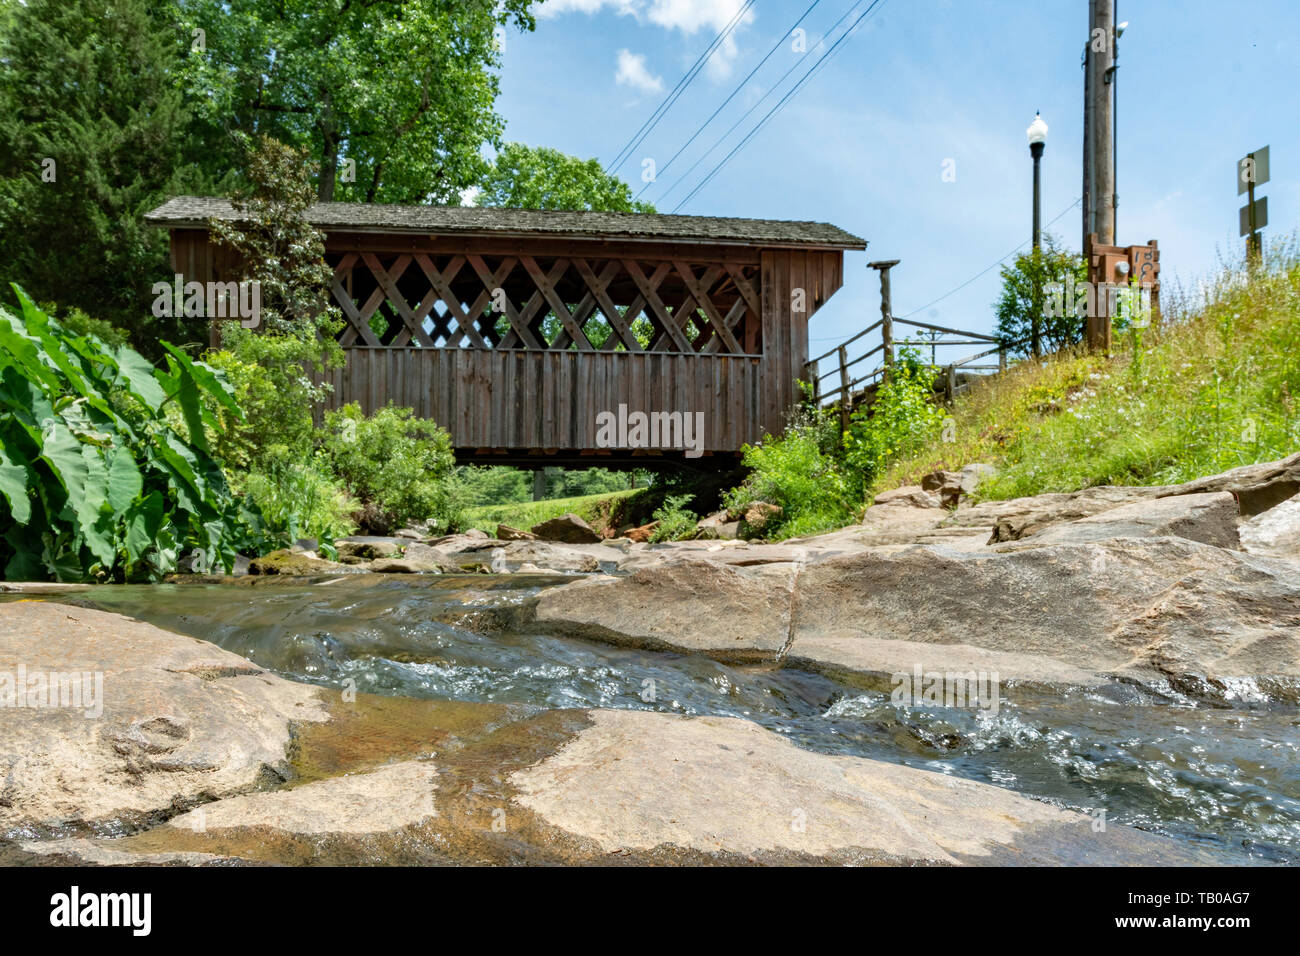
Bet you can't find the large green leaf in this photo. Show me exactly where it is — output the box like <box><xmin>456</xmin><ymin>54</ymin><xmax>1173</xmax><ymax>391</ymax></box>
<box><xmin>105</xmin><ymin>445</ymin><xmax>143</xmax><ymax>513</ymax></box>
<box><xmin>114</xmin><ymin>345</ymin><xmax>167</xmax><ymax>412</ymax></box>
<box><xmin>161</xmin><ymin>342</ymin><xmax>243</xmax><ymax>417</ymax></box>
<box><xmin>124</xmin><ymin>490</ymin><xmax>164</xmax><ymax>567</ymax></box>
<box><xmin>0</xmin><ymin>442</ymin><xmax>32</xmax><ymax>524</ymax></box>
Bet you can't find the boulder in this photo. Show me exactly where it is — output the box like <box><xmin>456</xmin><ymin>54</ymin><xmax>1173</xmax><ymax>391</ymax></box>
<box><xmin>401</xmin><ymin>541</ymin><xmax>449</xmax><ymax>564</ymax></box>
<box><xmin>530</xmin><ymin>513</ymin><xmax>602</xmax><ymax>544</ymax></box>
<box><xmin>951</xmin><ymin>486</ymin><xmax>1162</xmax><ymax>542</ymax></box>
<box><xmin>1158</xmin><ymin>450</ymin><xmax>1300</xmax><ymax>516</ymax></box>
<box><xmin>0</xmin><ymin>602</ymin><xmax>327</xmax><ymax>831</ymax></box>
<box><xmin>497</xmin><ymin>524</ymin><xmax>537</xmax><ymax>542</ymax></box>
<box><xmin>510</xmin><ymin>710</ymin><xmax>1199</xmax><ymax>864</ymax></box>
<box><xmin>1010</xmin><ymin>491</ymin><xmax>1240</xmax><ymax>549</ymax></box>
<box><xmin>872</xmin><ymin>485</ymin><xmax>943</xmax><ymax>509</ymax></box>
<box><xmin>533</xmin><ymin>559</ymin><xmax>798</xmax><ymax>660</ymax></box>
<box><xmin>1240</xmin><ymin>493</ymin><xmax>1300</xmax><ymax>560</ymax></box>
<box><xmin>960</xmin><ymin>462</ymin><xmax>998</xmax><ymax>495</ymax></box>
<box><xmin>624</xmin><ymin>521</ymin><xmax>658</xmax><ymax>543</ymax></box>
<box><xmin>249</xmin><ymin>549</ymin><xmax>350</xmax><ymax>576</ymax></box>
<box><xmin>790</xmin><ymin>538</ymin><xmax>1300</xmax><ymax>690</ymax></box>
<box><xmin>742</xmin><ymin>502</ymin><xmax>782</xmax><ymax>533</ymax></box>
<box><xmin>336</xmin><ymin>537</ymin><xmax>407</xmax><ymax>560</ymax></box>
<box><xmin>695</xmin><ymin>510</ymin><xmax>740</xmax><ymax>540</ymax></box>
<box><xmin>369</xmin><ymin>558</ymin><xmax>444</xmax><ymax>574</ymax></box>
<box><xmin>920</xmin><ymin>471</ymin><xmax>960</xmax><ymax>494</ymax></box>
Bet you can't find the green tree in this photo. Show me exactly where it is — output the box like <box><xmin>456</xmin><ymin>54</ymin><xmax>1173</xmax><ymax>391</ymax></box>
<box><xmin>0</xmin><ymin>0</ymin><xmax>213</xmax><ymax>351</ymax></box>
<box><xmin>176</xmin><ymin>0</ymin><xmax>538</xmax><ymax>203</ymax></box>
<box><xmin>477</xmin><ymin>143</ymin><xmax>657</xmax><ymax>213</ymax></box>
<box><xmin>993</xmin><ymin>236</ymin><xmax>1088</xmax><ymax>358</ymax></box>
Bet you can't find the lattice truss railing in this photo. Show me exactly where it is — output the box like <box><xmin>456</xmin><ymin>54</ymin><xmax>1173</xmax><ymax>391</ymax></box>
<box><xmin>329</xmin><ymin>252</ymin><xmax>761</xmax><ymax>354</ymax></box>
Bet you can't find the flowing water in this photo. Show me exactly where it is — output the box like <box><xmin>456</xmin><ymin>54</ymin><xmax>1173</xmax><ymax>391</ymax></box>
<box><xmin>20</xmin><ymin>573</ymin><xmax>1300</xmax><ymax>864</ymax></box>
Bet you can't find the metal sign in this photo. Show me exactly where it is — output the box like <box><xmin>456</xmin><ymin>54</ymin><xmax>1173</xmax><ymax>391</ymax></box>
<box><xmin>1238</xmin><ymin>145</ymin><xmax>1270</xmax><ymax>195</ymax></box>
<box><xmin>1240</xmin><ymin>196</ymin><xmax>1268</xmax><ymax>237</ymax></box>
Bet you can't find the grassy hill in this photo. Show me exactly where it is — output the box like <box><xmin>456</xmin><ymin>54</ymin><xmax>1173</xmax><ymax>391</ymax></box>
<box><xmin>877</xmin><ymin>249</ymin><xmax>1300</xmax><ymax>501</ymax></box>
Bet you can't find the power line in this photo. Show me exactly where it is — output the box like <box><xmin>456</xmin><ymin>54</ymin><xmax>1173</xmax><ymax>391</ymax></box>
<box><xmin>673</xmin><ymin>0</ymin><xmax>887</xmax><ymax>212</ymax></box>
<box><xmin>893</xmin><ymin>198</ymin><xmax>1081</xmax><ymax>318</ymax></box>
<box><xmin>606</xmin><ymin>0</ymin><xmax>757</xmax><ymax>175</ymax></box>
<box><xmin>635</xmin><ymin>0</ymin><xmax>824</xmax><ymax>200</ymax></box>
<box><xmin>653</xmin><ymin>0</ymin><xmax>873</xmax><ymax>207</ymax></box>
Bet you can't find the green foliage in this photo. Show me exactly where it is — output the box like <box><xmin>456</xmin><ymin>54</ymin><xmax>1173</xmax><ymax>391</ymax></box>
<box><xmin>878</xmin><ymin>248</ymin><xmax>1300</xmax><ymax>501</ymax></box>
<box><xmin>994</xmin><ymin>235</ymin><xmax>1089</xmax><ymax>358</ymax></box>
<box><xmin>478</xmin><ymin>143</ymin><xmax>656</xmax><ymax>213</ymax></box>
<box><xmin>649</xmin><ymin>494</ymin><xmax>697</xmax><ymax>543</ymax></box>
<box><xmin>322</xmin><ymin>403</ymin><xmax>461</xmax><ymax>533</ymax></box>
<box><xmin>462</xmin><ymin>487</ymin><xmax>646</xmax><ymax>536</ymax></box>
<box><xmin>0</xmin><ymin>286</ymin><xmax>263</xmax><ymax>581</ymax></box>
<box><xmin>241</xmin><ymin>458</ymin><xmax>356</xmax><ymax>545</ymax></box>
<box><xmin>0</xmin><ymin>0</ymin><xmax>216</xmax><ymax>353</ymax></box>
<box><xmin>844</xmin><ymin>351</ymin><xmax>945</xmax><ymax>486</ymax></box>
<box><xmin>458</xmin><ymin>465</ymin><xmax>534</xmax><ymax>507</ymax></box>
<box><xmin>724</xmin><ymin>406</ymin><xmax>855</xmax><ymax>541</ymax></box>
<box><xmin>176</xmin><ymin>0</ymin><xmax>538</xmax><ymax>202</ymax></box>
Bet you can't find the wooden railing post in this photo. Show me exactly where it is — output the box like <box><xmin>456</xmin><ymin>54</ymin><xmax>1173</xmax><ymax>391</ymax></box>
<box><xmin>837</xmin><ymin>345</ymin><xmax>851</xmax><ymax>435</ymax></box>
<box><xmin>869</xmin><ymin>259</ymin><xmax>899</xmax><ymax>384</ymax></box>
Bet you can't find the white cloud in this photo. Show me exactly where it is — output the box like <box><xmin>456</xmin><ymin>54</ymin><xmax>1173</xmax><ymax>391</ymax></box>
<box><xmin>542</xmin><ymin>0</ymin><xmax>755</xmax><ymax>79</ymax></box>
<box><xmin>615</xmin><ymin>49</ymin><xmax>664</xmax><ymax>95</ymax></box>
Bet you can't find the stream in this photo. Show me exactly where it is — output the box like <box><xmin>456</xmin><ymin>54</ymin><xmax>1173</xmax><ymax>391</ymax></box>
<box><xmin>18</xmin><ymin>573</ymin><xmax>1300</xmax><ymax>865</ymax></box>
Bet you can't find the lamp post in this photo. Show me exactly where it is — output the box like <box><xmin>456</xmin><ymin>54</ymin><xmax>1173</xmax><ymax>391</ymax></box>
<box><xmin>1027</xmin><ymin>112</ymin><xmax>1048</xmax><ymax>250</ymax></box>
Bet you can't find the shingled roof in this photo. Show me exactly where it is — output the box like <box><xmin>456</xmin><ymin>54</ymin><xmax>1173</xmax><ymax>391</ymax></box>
<box><xmin>144</xmin><ymin>196</ymin><xmax>866</xmax><ymax>250</ymax></box>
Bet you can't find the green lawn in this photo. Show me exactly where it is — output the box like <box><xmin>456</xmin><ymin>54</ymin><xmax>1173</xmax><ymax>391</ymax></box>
<box><xmin>462</xmin><ymin>487</ymin><xmax>647</xmax><ymax>536</ymax></box>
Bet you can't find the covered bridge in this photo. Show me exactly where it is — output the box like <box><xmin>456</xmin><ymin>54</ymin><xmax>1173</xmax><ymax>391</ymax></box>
<box><xmin>146</xmin><ymin>197</ymin><xmax>865</xmax><ymax>467</ymax></box>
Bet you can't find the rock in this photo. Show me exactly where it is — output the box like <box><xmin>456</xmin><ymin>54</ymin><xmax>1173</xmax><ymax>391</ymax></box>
<box><xmin>695</xmin><ymin>510</ymin><xmax>740</xmax><ymax>540</ymax></box>
<box><xmin>167</xmin><ymin>761</ymin><xmax>437</xmax><ymax>836</ymax></box>
<box><xmin>960</xmin><ymin>462</ymin><xmax>998</xmax><ymax>495</ymax></box>
<box><xmin>336</xmin><ymin>537</ymin><xmax>407</xmax><ymax>560</ymax></box>
<box><xmin>400</xmin><ymin>541</ymin><xmax>449</xmax><ymax>564</ymax></box>
<box><xmin>463</xmin><ymin>528</ymin><xmax>490</xmax><ymax>541</ymax></box>
<box><xmin>873</xmin><ymin>485</ymin><xmax>943</xmax><ymax>509</ymax></box>
<box><xmin>369</xmin><ymin>558</ymin><xmax>444</xmax><ymax>574</ymax></box>
<box><xmin>1011</xmin><ymin>492</ymin><xmax>1240</xmax><ymax>549</ymax></box>
<box><xmin>741</xmin><ymin>502</ymin><xmax>782</xmax><ymax>533</ymax></box>
<box><xmin>530</xmin><ymin>513</ymin><xmax>602</xmax><ymax>544</ymax></box>
<box><xmin>624</xmin><ymin>521</ymin><xmax>658</xmax><ymax>543</ymax></box>
<box><xmin>790</xmin><ymin>539</ymin><xmax>1300</xmax><ymax>690</ymax></box>
<box><xmin>1158</xmin><ymin>450</ymin><xmax>1300</xmax><ymax>516</ymax></box>
<box><xmin>920</xmin><ymin>471</ymin><xmax>959</xmax><ymax>493</ymax></box>
<box><xmin>290</xmin><ymin>537</ymin><xmax>318</xmax><ymax>553</ymax></box>
<box><xmin>533</xmin><ymin>560</ymin><xmax>797</xmax><ymax>660</ymax></box>
<box><xmin>510</xmin><ymin>710</ymin><xmax>1197</xmax><ymax>864</ymax></box>
<box><xmin>1240</xmin><ymin>493</ymin><xmax>1300</xmax><ymax>560</ymax></box>
<box><xmin>394</xmin><ymin>527</ymin><xmax>425</xmax><ymax>540</ymax></box>
<box><xmin>249</xmin><ymin>549</ymin><xmax>350</xmax><ymax>576</ymax></box>
<box><xmin>425</xmin><ymin>532</ymin><xmax>498</xmax><ymax>553</ymax></box>
<box><xmin>497</xmin><ymin>524</ymin><xmax>537</xmax><ymax>541</ymax></box>
<box><xmin>0</xmin><ymin>602</ymin><xmax>327</xmax><ymax>831</ymax></box>
<box><xmin>953</xmin><ymin>486</ymin><xmax>1162</xmax><ymax>542</ymax></box>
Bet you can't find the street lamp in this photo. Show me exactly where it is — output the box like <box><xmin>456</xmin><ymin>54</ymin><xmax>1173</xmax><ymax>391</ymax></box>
<box><xmin>1027</xmin><ymin>111</ymin><xmax>1048</xmax><ymax>250</ymax></box>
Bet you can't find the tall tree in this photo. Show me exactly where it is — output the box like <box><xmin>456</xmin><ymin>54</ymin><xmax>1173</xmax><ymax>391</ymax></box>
<box><xmin>0</xmin><ymin>0</ymin><xmax>212</xmax><ymax>350</ymax></box>
<box><xmin>994</xmin><ymin>236</ymin><xmax>1089</xmax><ymax>358</ymax></box>
<box><xmin>477</xmin><ymin>143</ymin><xmax>657</xmax><ymax>213</ymax></box>
<box><xmin>176</xmin><ymin>0</ymin><xmax>538</xmax><ymax>203</ymax></box>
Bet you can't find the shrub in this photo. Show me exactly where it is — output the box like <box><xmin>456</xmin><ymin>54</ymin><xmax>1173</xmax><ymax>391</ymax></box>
<box><xmin>241</xmin><ymin>457</ymin><xmax>357</xmax><ymax>547</ymax></box>
<box><xmin>649</xmin><ymin>493</ymin><xmax>697</xmax><ymax>543</ymax></box>
<box><xmin>322</xmin><ymin>402</ymin><xmax>462</xmax><ymax>533</ymax></box>
<box><xmin>844</xmin><ymin>351</ymin><xmax>945</xmax><ymax>488</ymax></box>
<box><xmin>0</xmin><ymin>286</ymin><xmax>265</xmax><ymax>580</ymax></box>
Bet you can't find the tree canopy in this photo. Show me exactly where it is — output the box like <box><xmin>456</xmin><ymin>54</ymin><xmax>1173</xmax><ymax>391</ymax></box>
<box><xmin>477</xmin><ymin>143</ymin><xmax>657</xmax><ymax>213</ymax></box>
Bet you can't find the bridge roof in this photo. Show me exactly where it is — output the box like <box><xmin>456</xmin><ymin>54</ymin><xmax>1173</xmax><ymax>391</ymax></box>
<box><xmin>145</xmin><ymin>196</ymin><xmax>866</xmax><ymax>251</ymax></box>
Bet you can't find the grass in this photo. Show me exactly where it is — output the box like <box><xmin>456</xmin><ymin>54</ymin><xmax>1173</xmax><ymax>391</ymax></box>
<box><xmin>461</xmin><ymin>488</ymin><xmax>647</xmax><ymax>536</ymax></box>
<box><xmin>876</xmin><ymin>244</ymin><xmax>1300</xmax><ymax>501</ymax></box>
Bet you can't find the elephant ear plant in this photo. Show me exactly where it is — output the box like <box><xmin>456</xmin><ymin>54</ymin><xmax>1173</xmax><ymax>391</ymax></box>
<box><xmin>0</xmin><ymin>285</ymin><xmax>267</xmax><ymax>581</ymax></box>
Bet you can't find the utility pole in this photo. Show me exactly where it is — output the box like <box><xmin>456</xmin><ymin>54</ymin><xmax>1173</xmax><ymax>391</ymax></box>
<box><xmin>1082</xmin><ymin>38</ymin><xmax>1092</xmax><ymax>250</ymax></box>
<box><xmin>1089</xmin><ymin>0</ymin><xmax>1115</xmax><ymax>245</ymax></box>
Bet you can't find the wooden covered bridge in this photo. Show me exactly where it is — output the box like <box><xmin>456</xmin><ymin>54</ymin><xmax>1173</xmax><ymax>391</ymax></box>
<box><xmin>147</xmin><ymin>197</ymin><xmax>866</xmax><ymax>467</ymax></box>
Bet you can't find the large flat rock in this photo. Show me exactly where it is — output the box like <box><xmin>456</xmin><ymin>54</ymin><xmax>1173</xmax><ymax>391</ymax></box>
<box><xmin>534</xmin><ymin>560</ymin><xmax>797</xmax><ymax>659</ymax></box>
<box><xmin>509</xmin><ymin>709</ymin><xmax>1199</xmax><ymax>864</ymax></box>
<box><xmin>0</xmin><ymin>602</ymin><xmax>327</xmax><ymax>832</ymax></box>
<box><xmin>1006</xmin><ymin>491</ymin><xmax>1240</xmax><ymax>549</ymax></box>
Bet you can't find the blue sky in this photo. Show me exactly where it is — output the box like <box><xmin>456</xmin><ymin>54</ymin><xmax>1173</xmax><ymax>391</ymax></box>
<box><xmin>492</xmin><ymin>0</ymin><xmax>1296</xmax><ymax>358</ymax></box>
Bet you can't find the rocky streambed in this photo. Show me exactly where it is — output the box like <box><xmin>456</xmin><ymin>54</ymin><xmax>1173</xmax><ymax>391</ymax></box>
<box><xmin>2</xmin><ymin>454</ymin><xmax>1300</xmax><ymax>866</ymax></box>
